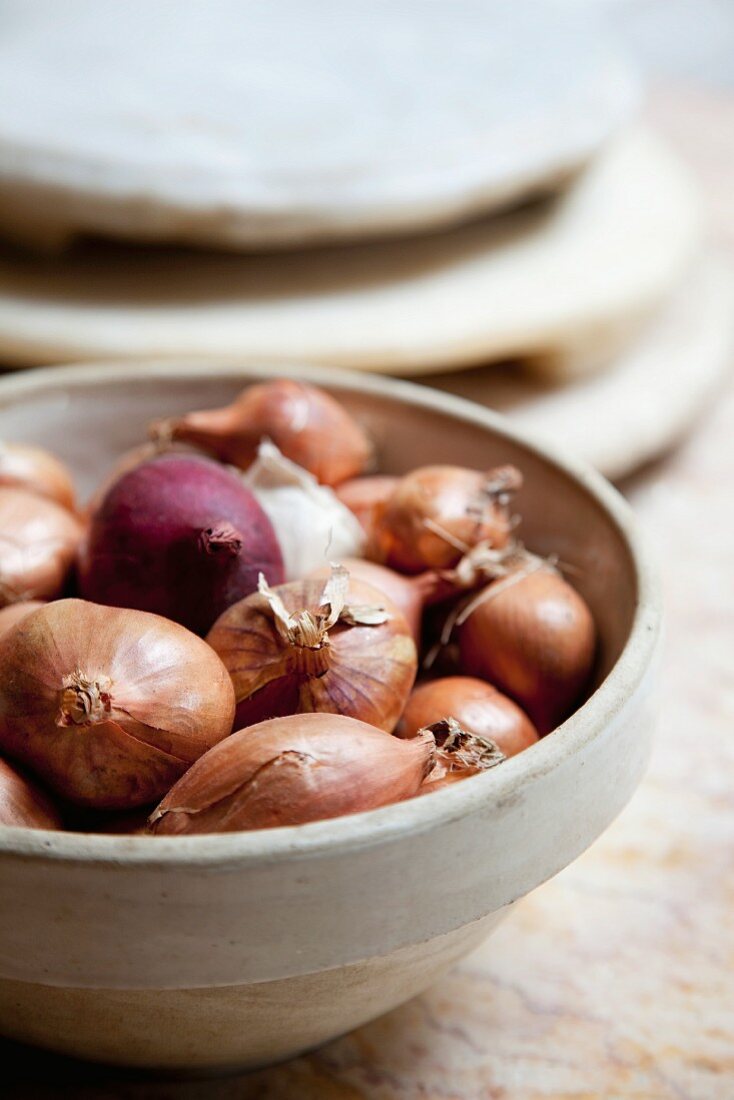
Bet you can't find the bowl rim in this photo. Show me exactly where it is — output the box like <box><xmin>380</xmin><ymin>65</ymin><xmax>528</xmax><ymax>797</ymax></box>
<box><xmin>0</xmin><ymin>359</ymin><xmax>662</xmax><ymax>867</ymax></box>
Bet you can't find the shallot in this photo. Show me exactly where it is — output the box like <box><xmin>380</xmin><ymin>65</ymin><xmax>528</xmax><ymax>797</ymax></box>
<box><xmin>0</xmin><ymin>488</ymin><xmax>82</xmax><ymax>605</ymax></box>
<box><xmin>0</xmin><ymin>443</ymin><xmax>76</xmax><ymax>512</ymax></box>
<box><xmin>0</xmin><ymin>599</ymin><xmax>235</xmax><ymax>809</ymax></box>
<box><xmin>456</xmin><ymin>566</ymin><xmax>596</xmax><ymax>733</ymax></box>
<box><xmin>397</xmin><ymin>676</ymin><xmax>538</xmax><ymax>757</ymax></box>
<box><xmin>149</xmin><ymin>713</ymin><xmax>435</xmax><ymax>834</ymax></box>
<box><xmin>207</xmin><ymin>566</ymin><xmax>417</xmax><ymax>731</ymax></box>
<box><xmin>151</xmin><ymin>379</ymin><xmax>373</xmax><ymax>486</ymax></box>
<box><xmin>373</xmin><ymin>464</ymin><xmax>522</xmax><ymax>574</ymax></box>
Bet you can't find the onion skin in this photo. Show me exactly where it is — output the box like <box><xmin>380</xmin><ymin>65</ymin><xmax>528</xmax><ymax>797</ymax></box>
<box><xmin>0</xmin><ymin>599</ymin><xmax>236</xmax><ymax>809</ymax></box>
<box><xmin>335</xmin><ymin>475</ymin><xmax>399</xmax><ymax>544</ymax></box>
<box><xmin>79</xmin><ymin>453</ymin><xmax>284</xmax><ymax>635</ymax></box>
<box><xmin>396</xmin><ymin>677</ymin><xmax>538</xmax><ymax>757</ymax></box>
<box><xmin>207</xmin><ymin>576</ymin><xmax>417</xmax><ymax>732</ymax></box>
<box><xmin>0</xmin><ymin>600</ymin><xmax>45</xmax><ymax>640</ymax></box>
<box><xmin>308</xmin><ymin>559</ymin><xmax>427</xmax><ymax>645</ymax></box>
<box><xmin>152</xmin><ymin>379</ymin><xmax>373</xmax><ymax>487</ymax></box>
<box><xmin>0</xmin><ymin>488</ymin><xmax>83</xmax><ymax>606</ymax></box>
<box><xmin>148</xmin><ymin>713</ymin><xmax>435</xmax><ymax>834</ymax></box>
<box><xmin>0</xmin><ymin>443</ymin><xmax>76</xmax><ymax>512</ymax></box>
<box><xmin>457</xmin><ymin>569</ymin><xmax>596</xmax><ymax>734</ymax></box>
<box><xmin>0</xmin><ymin>756</ymin><xmax>61</xmax><ymax>829</ymax></box>
<box><xmin>373</xmin><ymin>465</ymin><xmax>521</xmax><ymax>574</ymax></box>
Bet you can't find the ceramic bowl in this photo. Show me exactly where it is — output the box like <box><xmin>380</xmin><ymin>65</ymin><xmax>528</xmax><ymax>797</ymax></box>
<box><xmin>0</xmin><ymin>361</ymin><xmax>660</xmax><ymax>1071</ymax></box>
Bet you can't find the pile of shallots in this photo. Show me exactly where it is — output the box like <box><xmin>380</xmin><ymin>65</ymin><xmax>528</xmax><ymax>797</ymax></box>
<box><xmin>0</xmin><ymin>379</ymin><xmax>596</xmax><ymax>836</ymax></box>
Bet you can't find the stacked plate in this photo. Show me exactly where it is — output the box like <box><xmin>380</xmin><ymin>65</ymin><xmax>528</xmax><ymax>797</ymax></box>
<box><xmin>0</xmin><ymin>0</ymin><xmax>729</xmax><ymax>478</ymax></box>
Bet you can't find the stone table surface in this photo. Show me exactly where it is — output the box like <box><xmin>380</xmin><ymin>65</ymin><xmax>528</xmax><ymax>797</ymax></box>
<box><xmin>3</xmin><ymin>86</ymin><xmax>733</xmax><ymax>1099</ymax></box>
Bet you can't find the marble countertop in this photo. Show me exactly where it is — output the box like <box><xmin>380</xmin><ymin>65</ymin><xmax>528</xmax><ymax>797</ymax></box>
<box><xmin>3</xmin><ymin>86</ymin><xmax>733</xmax><ymax>1099</ymax></box>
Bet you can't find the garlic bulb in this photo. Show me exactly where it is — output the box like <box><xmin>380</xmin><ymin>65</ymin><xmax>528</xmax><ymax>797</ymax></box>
<box><xmin>241</xmin><ymin>441</ymin><xmax>364</xmax><ymax>579</ymax></box>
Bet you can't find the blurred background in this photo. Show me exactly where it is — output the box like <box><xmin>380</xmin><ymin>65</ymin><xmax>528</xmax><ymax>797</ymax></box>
<box><xmin>0</xmin><ymin>1</ymin><xmax>731</xmax><ymax>1096</ymax></box>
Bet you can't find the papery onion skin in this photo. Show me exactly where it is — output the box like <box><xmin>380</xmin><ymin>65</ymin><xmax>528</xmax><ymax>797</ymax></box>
<box><xmin>0</xmin><ymin>443</ymin><xmax>76</xmax><ymax>512</ymax></box>
<box><xmin>79</xmin><ymin>453</ymin><xmax>284</xmax><ymax>635</ymax></box>
<box><xmin>373</xmin><ymin>465</ymin><xmax>521</xmax><ymax>574</ymax></box>
<box><xmin>0</xmin><ymin>756</ymin><xmax>61</xmax><ymax>829</ymax></box>
<box><xmin>149</xmin><ymin>713</ymin><xmax>435</xmax><ymax>835</ymax></box>
<box><xmin>243</xmin><ymin>442</ymin><xmax>364</xmax><ymax>580</ymax></box>
<box><xmin>0</xmin><ymin>488</ymin><xmax>83</xmax><ymax>606</ymax></box>
<box><xmin>207</xmin><ymin>576</ymin><xmax>417</xmax><ymax>732</ymax></box>
<box><xmin>335</xmin><ymin>475</ymin><xmax>399</xmax><ymax>544</ymax></box>
<box><xmin>0</xmin><ymin>600</ymin><xmax>45</xmax><ymax>640</ymax></box>
<box><xmin>0</xmin><ymin>599</ymin><xmax>236</xmax><ymax>809</ymax></box>
<box><xmin>457</xmin><ymin>569</ymin><xmax>596</xmax><ymax>734</ymax></box>
<box><xmin>308</xmin><ymin>559</ymin><xmax>427</xmax><ymax>645</ymax></box>
<box><xmin>397</xmin><ymin>677</ymin><xmax>538</xmax><ymax>757</ymax></box>
<box><xmin>152</xmin><ymin>379</ymin><xmax>373</xmax><ymax>487</ymax></box>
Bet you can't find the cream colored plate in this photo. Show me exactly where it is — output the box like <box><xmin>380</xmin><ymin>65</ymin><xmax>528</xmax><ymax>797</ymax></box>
<box><xmin>0</xmin><ymin>0</ymin><xmax>636</xmax><ymax>250</ymax></box>
<box><xmin>0</xmin><ymin>131</ymin><xmax>701</xmax><ymax>376</ymax></box>
<box><xmin>423</xmin><ymin>257</ymin><xmax>734</xmax><ymax>480</ymax></box>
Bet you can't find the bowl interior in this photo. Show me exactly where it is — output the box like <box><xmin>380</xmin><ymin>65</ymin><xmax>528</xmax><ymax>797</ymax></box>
<box><xmin>0</xmin><ymin>363</ymin><xmax>637</xmax><ymax>688</ymax></box>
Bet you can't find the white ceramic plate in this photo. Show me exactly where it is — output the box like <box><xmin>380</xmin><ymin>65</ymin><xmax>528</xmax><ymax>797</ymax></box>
<box><xmin>0</xmin><ymin>131</ymin><xmax>701</xmax><ymax>377</ymax></box>
<box><xmin>0</xmin><ymin>0</ymin><xmax>637</xmax><ymax>249</ymax></box>
<box><xmin>423</xmin><ymin>256</ymin><xmax>734</xmax><ymax>480</ymax></box>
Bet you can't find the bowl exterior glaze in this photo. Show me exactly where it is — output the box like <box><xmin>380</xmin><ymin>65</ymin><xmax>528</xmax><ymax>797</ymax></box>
<box><xmin>0</xmin><ymin>362</ymin><xmax>661</xmax><ymax>1069</ymax></box>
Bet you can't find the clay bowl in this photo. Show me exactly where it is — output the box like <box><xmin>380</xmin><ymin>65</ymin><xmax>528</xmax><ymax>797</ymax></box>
<box><xmin>0</xmin><ymin>361</ymin><xmax>660</xmax><ymax>1071</ymax></box>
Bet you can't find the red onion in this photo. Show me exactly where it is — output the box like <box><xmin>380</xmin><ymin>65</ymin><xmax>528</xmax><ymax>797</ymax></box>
<box><xmin>79</xmin><ymin>453</ymin><xmax>284</xmax><ymax>635</ymax></box>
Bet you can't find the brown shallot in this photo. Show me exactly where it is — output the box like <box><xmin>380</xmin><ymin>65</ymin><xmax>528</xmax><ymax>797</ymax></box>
<box><xmin>151</xmin><ymin>379</ymin><xmax>373</xmax><ymax>486</ymax></box>
<box><xmin>207</xmin><ymin>566</ymin><xmax>417</xmax><ymax>732</ymax></box>
<box><xmin>456</xmin><ymin>565</ymin><xmax>596</xmax><ymax>734</ymax></box>
<box><xmin>397</xmin><ymin>676</ymin><xmax>538</xmax><ymax>757</ymax></box>
<box><xmin>373</xmin><ymin>464</ymin><xmax>522</xmax><ymax>574</ymax></box>
<box><xmin>148</xmin><ymin>713</ymin><xmax>435</xmax><ymax>835</ymax></box>
<box><xmin>0</xmin><ymin>443</ymin><xmax>76</xmax><ymax>512</ymax></box>
<box><xmin>0</xmin><ymin>599</ymin><xmax>236</xmax><ymax>809</ymax></box>
<box><xmin>0</xmin><ymin>488</ymin><xmax>83</xmax><ymax>605</ymax></box>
